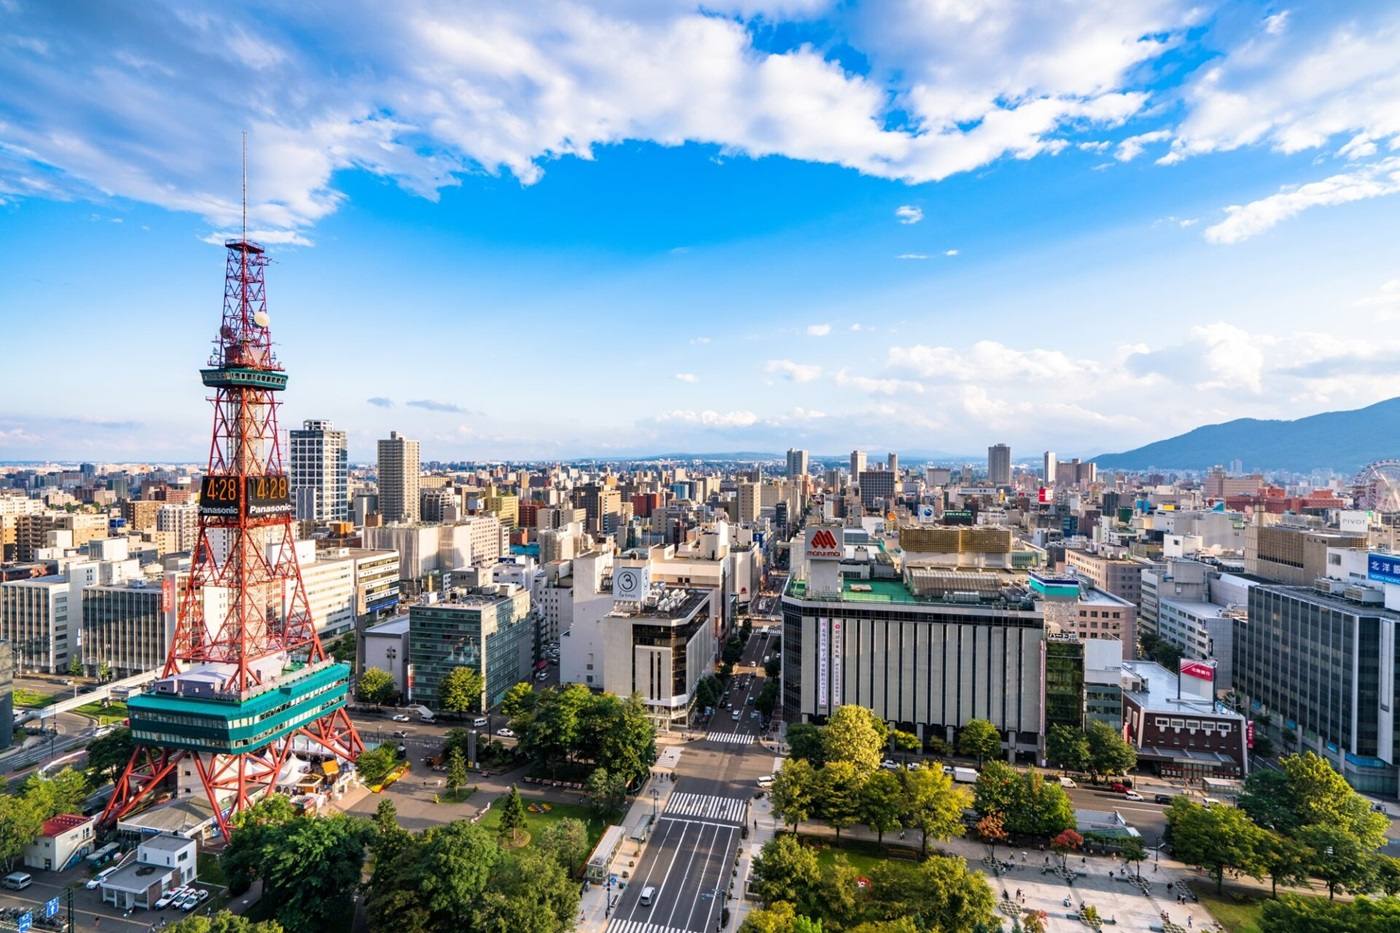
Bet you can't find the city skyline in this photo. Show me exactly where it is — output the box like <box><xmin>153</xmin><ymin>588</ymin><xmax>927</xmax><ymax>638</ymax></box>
<box><xmin>4</xmin><ymin>2</ymin><xmax>1400</xmax><ymax>462</ymax></box>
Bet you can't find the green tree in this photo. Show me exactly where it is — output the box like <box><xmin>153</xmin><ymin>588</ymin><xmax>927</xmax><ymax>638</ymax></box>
<box><xmin>901</xmin><ymin>766</ymin><xmax>969</xmax><ymax>856</ymax></box>
<box><xmin>371</xmin><ymin>798</ymin><xmax>410</xmax><ymax>868</ymax></box>
<box><xmin>68</xmin><ymin>655</ymin><xmax>82</xmax><ymax>677</ymax></box>
<box><xmin>585</xmin><ymin>766</ymin><xmax>628</xmax><ymax>819</ymax></box>
<box><xmin>535</xmin><ymin>817</ymin><xmax>589</xmax><ymax>876</ymax></box>
<box><xmin>355</xmin><ymin>744</ymin><xmax>399</xmax><ymax>786</ymax></box>
<box><xmin>0</xmin><ymin>795</ymin><xmax>42</xmax><ymax>871</ymax></box>
<box><xmin>764</xmin><ymin>655</ymin><xmax>781</xmax><ymax>678</ymax></box>
<box><xmin>446</xmin><ymin>747</ymin><xmax>469</xmax><ymax>799</ymax></box>
<box><xmin>972</xmin><ymin>760</ymin><xmax>1017</xmax><ymax>817</ymax></box>
<box><xmin>22</xmin><ymin>768</ymin><xmax>89</xmax><ymax>819</ymax></box>
<box><xmin>1299</xmin><ymin>823</ymin><xmax>1375</xmax><ymax>899</ymax></box>
<box><xmin>587</xmin><ymin>692</ymin><xmax>657</xmax><ymax>788</ymax></box>
<box><xmin>356</xmin><ymin>667</ymin><xmax>396</xmax><ymax>705</ymax></box>
<box><xmin>85</xmin><ymin>725</ymin><xmax>134</xmax><ymax>786</ymax></box>
<box><xmin>786</xmin><ymin>723</ymin><xmax>826</xmax><ymax>765</ymax></box>
<box><xmin>365</xmin><ymin>820</ymin><xmax>502</xmax><ymax>931</ymax></box>
<box><xmin>475</xmin><ymin>847</ymin><xmax>579</xmax><ymax>933</ymax></box>
<box><xmin>259</xmin><ymin>813</ymin><xmax>371</xmax><ymax>933</ymax></box>
<box><xmin>693</xmin><ymin>675</ymin><xmax>722</xmax><ymax>711</ymax></box>
<box><xmin>859</xmin><ymin>770</ymin><xmax>904</xmax><ymax>843</ymax></box>
<box><xmin>1260</xmin><ymin>894</ymin><xmax>1400</xmax><ymax>932</ymax></box>
<box><xmin>165</xmin><ymin>913</ymin><xmax>285</xmax><ymax>933</ymax></box>
<box><xmin>1085</xmin><ymin>721</ymin><xmax>1136</xmax><ymax>779</ymax></box>
<box><xmin>324</xmin><ymin>632</ymin><xmax>356</xmax><ymax>666</ymax></box>
<box><xmin>755</xmin><ymin>680</ymin><xmax>779</xmax><ymax>716</ymax></box>
<box><xmin>1242</xmin><ymin>752</ymin><xmax>1388</xmax><ymax>849</ymax></box>
<box><xmin>771</xmin><ymin>759</ymin><xmax>817</xmax><ymax>832</ymax></box>
<box><xmin>887</xmin><ymin>729</ymin><xmax>920</xmax><ymax>756</ymax></box>
<box><xmin>865</xmin><ymin>856</ymin><xmax>997</xmax><ymax>931</ymax></box>
<box><xmin>740</xmin><ymin>901</ymin><xmax>822</xmax><ymax>933</ymax></box>
<box><xmin>822</xmin><ymin>705</ymin><xmax>887</xmax><ymax>773</ymax></box>
<box><xmin>1166</xmin><ymin>798</ymin><xmax>1265</xmax><ymax>894</ymax></box>
<box><xmin>439</xmin><ymin>665</ymin><xmax>485</xmax><ymax>716</ymax></box>
<box><xmin>520</xmin><ymin>683</ymin><xmax>591</xmax><ymax>775</ymax></box>
<box><xmin>222</xmin><ymin>796</ymin><xmax>299</xmax><ymax>895</ymax></box>
<box><xmin>957</xmin><ymin>718</ymin><xmax>1001</xmax><ymax>766</ymax></box>
<box><xmin>817</xmin><ymin>760</ymin><xmax>862</xmax><ymax>840</ymax></box>
<box><xmin>1009</xmin><ymin>771</ymin><xmax>1075</xmax><ymax>838</ymax></box>
<box><xmin>1046</xmin><ymin>724</ymin><xmax>1091</xmax><ymax>772</ymax></box>
<box><xmin>499</xmin><ymin>681</ymin><xmax>536</xmax><ymax>722</ymax></box>
<box><xmin>750</xmin><ymin>834</ymin><xmax>823</xmax><ymax>915</ymax></box>
<box><xmin>1257</xmin><ymin>829</ymin><xmax>1313</xmax><ymax>898</ymax></box>
<box><xmin>497</xmin><ymin>786</ymin><xmax>527</xmax><ymax>846</ymax></box>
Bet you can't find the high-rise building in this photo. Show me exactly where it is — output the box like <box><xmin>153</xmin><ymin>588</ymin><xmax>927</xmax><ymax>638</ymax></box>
<box><xmin>737</xmin><ymin>482</ymin><xmax>761</xmax><ymax>523</ymax></box>
<box><xmin>576</xmin><ymin>484</ymin><xmax>620</xmax><ymax>534</ymax></box>
<box><xmin>858</xmin><ymin>469</ymin><xmax>895</xmax><ymax>510</ymax></box>
<box><xmin>786</xmin><ymin>448</ymin><xmax>809</xmax><ymax>481</ymax></box>
<box><xmin>887</xmin><ymin>452</ymin><xmax>899</xmax><ymax>474</ymax></box>
<box><xmin>290</xmin><ymin>419</ymin><xmax>348</xmax><ymax>522</ymax></box>
<box><xmin>408</xmin><ymin>586</ymin><xmax>531</xmax><ymax>710</ymax></box>
<box><xmin>155</xmin><ymin>503</ymin><xmax>198</xmax><ymax>553</ymax></box>
<box><xmin>0</xmin><ymin>574</ymin><xmax>72</xmax><ymax>672</ymax></box>
<box><xmin>1043</xmin><ymin>451</ymin><xmax>1057</xmax><ymax>488</ymax></box>
<box><xmin>850</xmin><ymin>450</ymin><xmax>866</xmax><ymax>484</ymax></box>
<box><xmin>377</xmin><ymin>431</ymin><xmax>421</xmax><ymax>524</ymax></box>
<box><xmin>988</xmin><ymin>443</ymin><xmax>1011</xmax><ymax>486</ymax></box>
<box><xmin>81</xmin><ymin>581</ymin><xmax>170</xmax><ymax>678</ymax></box>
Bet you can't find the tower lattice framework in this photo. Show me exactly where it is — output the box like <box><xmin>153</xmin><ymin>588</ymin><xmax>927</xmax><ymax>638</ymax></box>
<box><xmin>102</xmin><ymin>233</ymin><xmax>363</xmax><ymax>840</ymax></box>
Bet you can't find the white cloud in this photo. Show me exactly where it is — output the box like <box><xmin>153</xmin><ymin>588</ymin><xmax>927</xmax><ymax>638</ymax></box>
<box><xmin>655</xmin><ymin>409</ymin><xmax>759</xmax><ymax>428</ymax></box>
<box><xmin>1203</xmin><ymin>157</ymin><xmax>1400</xmax><ymax>244</ymax></box>
<box><xmin>0</xmin><ymin>0</ymin><xmax>1201</xmax><ymax>237</ymax></box>
<box><xmin>674</xmin><ymin>372</ymin><xmax>698</xmax><ymax>383</ymax></box>
<box><xmin>1357</xmin><ymin>279</ymin><xmax>1400</xmax><ymax>320</ymax></box>
<box><xmin>1115</xmin><ymin>129</ymin><xmax>1170</xmax><ymax>161</ymax></box>
<box><xmin>896</xmin><ymin>252</ymin><xmax>928</xmax><ymax>260</ymax></box>
<box><xmin>835</xmin><ymin>368</ymin><xmax>924</xmax><ymax>396</ymax></box>
<box><xmin>1165</xmin><ymin>9</ymin><xmax>1400</xmax><ymax>166</ymax></box>
<box><xmin>888</xmin><ymin>340</ymin><xmax>1083</xmax><ymax>382</ymax></box>
<box><xmin>764</xmin><ymin>358</ymin><xmax>823</xmax><ymax>382</ymax></box>
<box><xmin>894</xmin><ymin>204</ymin><xmax>923</xmax><ymax>224</ymax></box>
<box><xmin>806</xmin><ymin>323</ymin><xmax>832</xmax><ymax>336</ymax></box>
<box><xmin>944</xmin><ymin>248</ymin><xmax>959</xmax><ymax>256</ymax></box>
<box><xmin>689</xmin><ymin>336</ymin><xmax>712</xmax><ymax>345</ymax></box>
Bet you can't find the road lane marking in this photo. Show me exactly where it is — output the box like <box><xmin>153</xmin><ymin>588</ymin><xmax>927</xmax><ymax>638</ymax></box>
<box><xmin>664</xmin><ymin>792</ymin><xmax>747</xmax><ymax>824</ymax></box>
<box><xmin>704</xmin><ymin>731</ymin><xmax>755</xmax><ymax>745</ymax></box>
<box><xmin>658</xmin><ymin>821</ymin><xmax>718</xmax><ymax>930</ymax></box>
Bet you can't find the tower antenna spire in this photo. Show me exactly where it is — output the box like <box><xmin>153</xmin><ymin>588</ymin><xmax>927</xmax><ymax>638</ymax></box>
<box><xmin>241</xmin><ymin>129</ymin><xmax>248</xmax><ymax>244</ymax></box>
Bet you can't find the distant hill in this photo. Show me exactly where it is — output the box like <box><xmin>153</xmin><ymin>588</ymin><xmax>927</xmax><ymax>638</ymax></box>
<box><xmin>1093</xmin><ymin>397</ymin><xmax>1400</xmax><ymax>473</ymax></box>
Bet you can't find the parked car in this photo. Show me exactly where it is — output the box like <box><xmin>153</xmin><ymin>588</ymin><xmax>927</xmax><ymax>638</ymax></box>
<box><xmin>496</xmin><ymin>727</ymin><xmax>515</xmax><ymax>738</ymax></box>
<box><xmin>472</xmin><ymin>717</ymin><xmax>489</xmax><ymax>728</ymax></box>
<box><xmin>1059</xmin><ymin>776</ymin><xmax>1077</xmax><ymax>788</ymax></box>
<box><xmin>391</xmin><ymin>714</ymin><xmax>411</xmax><ymax>722</ymax></box>
<box><xmin>1110</xmin><ymin>782</ymin><xmax>1130</xmax><ymax>794</ymax></box>
<box><xmin>155</xmin><ymin>887</ymin><xmax>185</xmax><ymax>910</ymax></box>
<box><xmin>1124</xmin><ymin>790</ymin><xmax>1145</xmax><ymax>801</ymax></box>
<box><xmin>86</xmin><ymin>867</ymin><xmax>117</xmax><ymax>890</ymax></box>
<box><xmin>1154</xmin><ymin>794</ymin><xmax>1174</xmax><ymax>804</ymax></box>
<box><xmin>880</xmin><ymin>759</ymin><xmax>899</xmax><ymax>770</ymax></box>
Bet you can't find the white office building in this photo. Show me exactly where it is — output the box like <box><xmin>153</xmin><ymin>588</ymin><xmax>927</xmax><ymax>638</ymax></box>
<box><xmin>290</xmin><ymin>419</ymin><xmax>349</xmax><ymax>522</ymax></box>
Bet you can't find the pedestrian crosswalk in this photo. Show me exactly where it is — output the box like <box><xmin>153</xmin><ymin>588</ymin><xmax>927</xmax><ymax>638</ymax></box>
<box><xmin>607</xmin><ymin>921</ymin><xmax>696</xmax><ymax>933</ymax></box>
<box><xmin>663</xmin><ymin>792</ymin><xmax>747</xmax><ymax>824</ymax></box>
<box><xmin>704</xmin><ymin>730</ymin><xmax>754</xmax><ymax>745</ymax></box>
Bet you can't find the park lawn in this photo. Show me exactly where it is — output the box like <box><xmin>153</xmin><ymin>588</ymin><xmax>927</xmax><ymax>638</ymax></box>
<box><xmin>1189</xmin><ymin>884</ymin><xmax>1267</xmax><ymax>933</ymax></box>
<box><xmin>804</xmin><ymin>836</ymin><xmax>893</xmax><ymax>877</ymax></box>
<box><xmin>13</xmin><ymin>688</ymin><xmax>57</xmax><ymax>708</ymax></box>
<box><xmin>74</xmin><ymin>700</ymin><xmax>128</xmax><ymax>723</ymax></box>
<box><xmin>477</xmin><ymin>797</ymin><xmax>607</xmax><ymax>850</ymax></box>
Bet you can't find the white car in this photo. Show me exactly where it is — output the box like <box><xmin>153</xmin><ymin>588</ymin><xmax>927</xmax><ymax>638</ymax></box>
<box><xmin>880</xmin><ymin>759</ymin><xmax>899</xmax><ymax>770</ymax></box>
<box><xmin>86</xmin><ymin>867</ymin><xmax>117</xmax><ymax>890</ymax></box>
<box><xmin>1059</xmin><ymin>776</ymin><xmax>1077</xmax><ymax>788</ymax></box>
<box><xmin>155</xmin><ymin>887</ymin><xmax>185</xmax><ymax>909</ymax></box>
<box><xmin>1123</xmin><ymin>790</ymin><xmax>1145</xmax><ymax>801</ymax></box>
<box><xmin>496</xmin><ymin>727</ymin><xmax>515</xmax><ymax>738</ymax></box>
<box><xmin>391</xmin><ymin>714</ymin><xmax>411</xmax><ymax>722</ymax></box>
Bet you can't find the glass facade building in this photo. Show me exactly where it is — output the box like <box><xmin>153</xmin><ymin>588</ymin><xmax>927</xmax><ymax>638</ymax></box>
<box><xmin>1236</xmin><ymin>585</ymin><xmax>1399</xmax><ymax>795</ymax></box>
<box><xmin>408</xmin><ymin>588</ymin><xmax>531</xmax><ymax>710</ymax></box>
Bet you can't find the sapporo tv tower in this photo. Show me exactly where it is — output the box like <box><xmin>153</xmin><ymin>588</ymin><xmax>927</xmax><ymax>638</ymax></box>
<box><xmin>103</xmin><ymin>144</ymin><xmax>363</xmax><ymax>840</ymax></box>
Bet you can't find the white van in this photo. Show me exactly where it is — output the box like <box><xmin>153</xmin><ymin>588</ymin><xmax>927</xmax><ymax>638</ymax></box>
<box><xmin>640</xmin><ymin>885</ymin><xmax>656</xmax><ymax>907</ymax></box>
<box><xmin>3</xmin><ymin>872</ymin><xmax>32</xmax><ymax>891</ymax></box>
<box><xmin>472</xmin><ymin>717</ymin><xmax>489</xmax><ymax>728</ymax></box>
<box><xmin>756</xmin><ymin>775</ymin><xmax>774</xmax><ymax>788</ymax></box>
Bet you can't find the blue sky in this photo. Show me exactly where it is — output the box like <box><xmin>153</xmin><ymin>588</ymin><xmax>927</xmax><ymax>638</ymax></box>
<box><xmin>2</xmin><ymin>1</ymin><xmax>1400</xmax><ymax>463</ymax></box>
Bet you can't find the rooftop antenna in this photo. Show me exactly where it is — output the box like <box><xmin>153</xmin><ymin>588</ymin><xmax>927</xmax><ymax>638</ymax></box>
<box><xmin>241</xmin><ymin>129</ymin><xmax>248</xmax><ymax>244</ymax></box>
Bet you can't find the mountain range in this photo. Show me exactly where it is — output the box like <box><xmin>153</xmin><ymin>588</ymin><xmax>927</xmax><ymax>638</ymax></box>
<box><xmin>1093</xmin><ymin>397</ymin><xmax>1400</xmax><ymax>474</ymax></box>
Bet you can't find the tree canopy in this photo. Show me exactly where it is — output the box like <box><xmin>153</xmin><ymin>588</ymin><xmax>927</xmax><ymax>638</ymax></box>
<box><xmin>956</xmin><ymin>719</ymin><xmax>1001</xmax><ymax>766</ymax></box>
<box><xmin>822</xmin><ymin>706</ymin><xmax>887</xmax><ymax>772</ymax></box>
<box><xmin>439</xmin><ymin>665</ymin><xmax>486</xmax><ymax>715</ymax></box>
<box><xmin>356</xmin><ymin>667</ymin><xmax>396</xmax><ymax>705</ymax></box>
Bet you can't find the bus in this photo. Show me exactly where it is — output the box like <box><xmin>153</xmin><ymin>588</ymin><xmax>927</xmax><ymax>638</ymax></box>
<box><xmin>85</xmin><ymin>842</ymin><xmax>120</xmax><ymax>868</ymax></box>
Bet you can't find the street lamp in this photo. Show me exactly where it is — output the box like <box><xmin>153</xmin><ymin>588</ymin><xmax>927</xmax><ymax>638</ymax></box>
<box><xmin>651</xmin><ymin>786</ymin><xmax>660</xmax><ymax>820</ymax></box>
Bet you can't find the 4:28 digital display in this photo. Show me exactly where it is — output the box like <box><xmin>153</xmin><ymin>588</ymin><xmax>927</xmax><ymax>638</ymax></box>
<box><xmin>199</xmin><ymin>474</ymin><xmax>293</xmax><ymax>520</ymax></box>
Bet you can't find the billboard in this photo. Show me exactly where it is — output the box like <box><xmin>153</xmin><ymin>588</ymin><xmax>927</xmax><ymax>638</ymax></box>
<box><xmin>1180</xmin><ymin>660</ymin><xmax>1215</xmax><ymax>681</ymax></box>
<box><xmin>816</xmin><ymin>617</ymin><xmax>829</xmax><ymax>710</ymax></box>
<box><xmin>917</xmin><ymin>504</ymin><xmax>936</xmax><ymax>523</ymax></box>
<box><xmin>830</xmin><ymin>619</ymin><xmax>843</xmax><ymax>708</ymax></box>
<box><xmin>613</xmin><ymin>565</ymin><xmax>650</xmax><ymax>601</ymax></box>
<box><xmin>1368</xmin><ymin>552</ymin><xmax>1400</xmax><ymax>586</ymax></box>
<box><xmin>806</xmin><ymin>527</ymin><xmax>843</xmax><ymax>560</ymax></box>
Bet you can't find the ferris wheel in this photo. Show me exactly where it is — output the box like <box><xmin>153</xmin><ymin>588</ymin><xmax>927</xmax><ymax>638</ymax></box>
<box><xmin>1353</xmin><ymin>460</ymin><xmax>1400</xmax><ymax>513</ymax></box>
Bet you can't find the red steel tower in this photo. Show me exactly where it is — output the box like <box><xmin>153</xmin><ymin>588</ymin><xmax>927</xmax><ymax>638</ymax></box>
<box><xmin>102</xmin><ymin>203</ymin><xmax>363</xmax><ymax>840</ymax></box>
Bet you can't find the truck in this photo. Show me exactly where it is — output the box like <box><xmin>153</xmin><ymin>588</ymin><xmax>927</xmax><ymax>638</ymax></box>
<box><xmin>953</xmin><ymin>767</ymin><xmax>978</xmax><ymax>784</ymax></box>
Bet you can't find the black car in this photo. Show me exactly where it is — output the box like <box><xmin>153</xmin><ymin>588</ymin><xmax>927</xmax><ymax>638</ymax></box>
<box><xmin>1154</xmin><ymin>793</ymin><xmax>1173</xmax><ymax>804</ymax></box>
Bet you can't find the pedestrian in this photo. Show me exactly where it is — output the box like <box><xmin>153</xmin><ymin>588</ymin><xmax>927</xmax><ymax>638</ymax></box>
<box><xmin>1188</xmin><ymin>917</ymin><xmax>1193</xmax><ymax>928</ymax></box>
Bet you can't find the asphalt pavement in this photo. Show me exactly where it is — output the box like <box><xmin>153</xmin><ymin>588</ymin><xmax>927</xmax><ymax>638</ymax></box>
<box><xmin>606</xmin><ymin>622</ymin><xmax>778</xmax><ymax>933</ymax></box>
